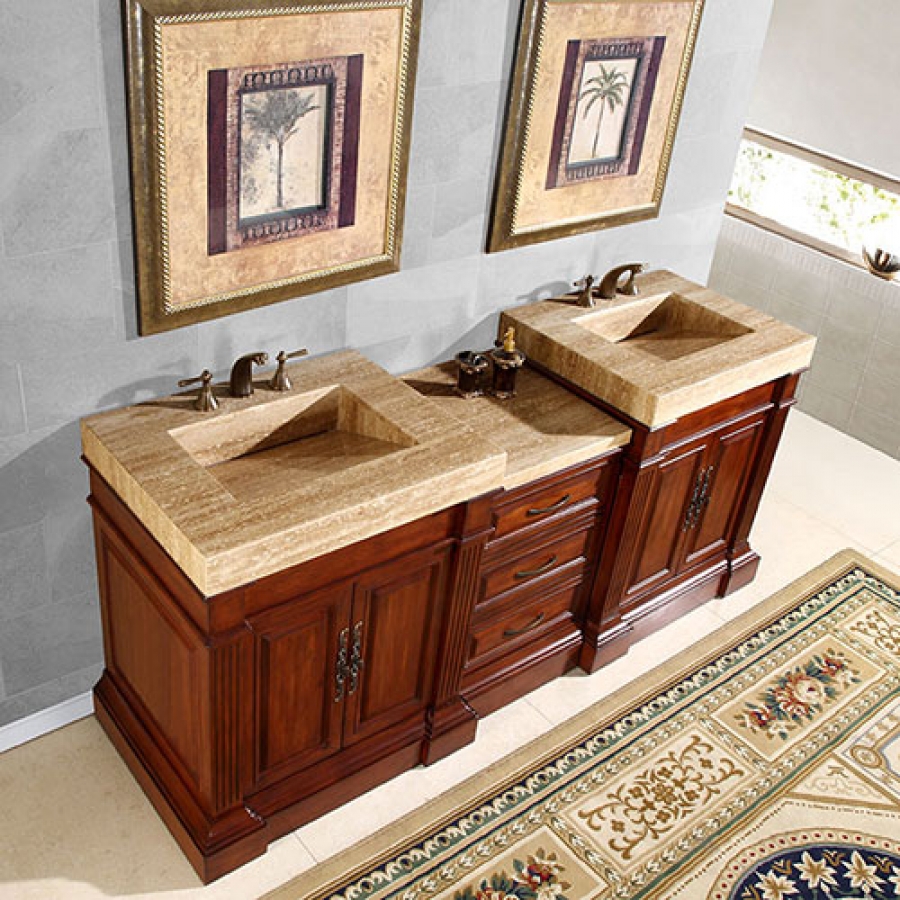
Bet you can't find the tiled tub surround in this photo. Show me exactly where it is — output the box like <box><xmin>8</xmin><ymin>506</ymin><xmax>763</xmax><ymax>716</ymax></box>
<box><xmin>710</xmin><ymin>215</ymin><xmax>900</xmax><ymax>459</ymax></box>
<box><xmin>0</xmin><ymin>0</ymin><xmax>777</xmax><ymax>730</ymax></box>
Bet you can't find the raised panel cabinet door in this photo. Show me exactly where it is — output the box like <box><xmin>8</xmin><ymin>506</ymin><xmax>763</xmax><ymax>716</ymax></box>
<box><xmin>684</xmin><ymin>413</ymin><xmax>767</xmax><ymax>568</ymax></box>
<box><xmin>342</xmin><ymin>544</ymin><xmax>452</xmax><ymax>748</ymax></box>
<box><xmin>248</xmin><ymin>583</ymin><xmax>353</xmax><ymax>789</ymax></box>
<box><xmin>621</xmin><ymin>439</ymin><xmax>708</xmax><ymax>606</ymax></box>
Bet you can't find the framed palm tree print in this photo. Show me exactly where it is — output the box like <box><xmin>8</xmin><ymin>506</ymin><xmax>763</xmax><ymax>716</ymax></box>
<box><xmin>488</xmin><ymin>0</ymin><xmax>704</xmax><ymax>253</ymax></box>
<box><xmin>123</xmin><ymin>0</ymin><xmax>421</xmax><ymax>334</ymax></box>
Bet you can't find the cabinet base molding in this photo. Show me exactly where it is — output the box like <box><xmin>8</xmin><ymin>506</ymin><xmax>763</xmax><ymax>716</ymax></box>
<box><xmin>721</xmin><ymin>547</ymin><xmax>761</xmax><ymax>595</ymax></box>
<box><xmin>94</xmin><ymin>677</ymin><xmax>268</xmax><ymax>883</ymax></box>
<box><xmin>421</xmin><ymin>697</ymin><xmax>479</xmax><ymax>765</ymax></box>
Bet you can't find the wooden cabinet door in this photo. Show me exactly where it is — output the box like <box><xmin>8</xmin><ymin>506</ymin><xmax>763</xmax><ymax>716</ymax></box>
<box><xmin>684</xmin><ymin>412</ymin><xmax>767</xmax><ymax>569</ymax></box>
<box><xmin>249</xmin><ymin>583</ymin><xmax>352</xmax><ymax>788</ymax></box>
<box><xmin>342</xmin><ymin>543</ymin><xmax>451</xmax><ymax>748</ymax></box>
<box><xmin>620</xmin><ymin>438</ymin><xmax>708</xmax><ymax>607</ymax></box>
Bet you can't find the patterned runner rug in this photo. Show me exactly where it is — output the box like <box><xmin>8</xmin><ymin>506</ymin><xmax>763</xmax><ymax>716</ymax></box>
<box><xmin>266</xmin><ymin>551</ymin><xmax>900</xmax><ymax>900</ymax></box>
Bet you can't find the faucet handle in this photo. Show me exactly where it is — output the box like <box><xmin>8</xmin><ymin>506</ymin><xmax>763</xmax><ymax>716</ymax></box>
<box><xmin>178</xmin><ymin>369</ymin><xmax>218</xmax><ymax>412</ymax></box>
<box><xmin>269</xmin><ymin>348</ymin><xmax>309</xmax><ymax>391</ymax></box>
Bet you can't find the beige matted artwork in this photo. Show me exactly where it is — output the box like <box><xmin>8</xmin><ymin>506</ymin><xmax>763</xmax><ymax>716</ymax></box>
<box><xmin>123</xmin><ymin>0</ymin><xmax>421</xmax><ymax>334</ymax></box>
<box><xmin>488</xmin><ymin>0</ymin><xmax>704</xmax><ymax>253</ymax></box>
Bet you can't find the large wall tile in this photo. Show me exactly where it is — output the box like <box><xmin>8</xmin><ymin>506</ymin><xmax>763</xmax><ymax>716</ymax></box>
<box><xmin>0</xmin><ymin>524</ymin><xmax>51</xmax><ymax>620</ymax></box>
<box><xmin>0</xmin><ymin>590</ymin><xmax>102</xmax><ymax>696</ymax></box>
<box><xmin>429</xmin><ymin>174</ymin><xmax>491</xmax><ymax>264</ymax></box>
<box><xmin>0</xmin><ymin>364</ymin><xmax>26</xmax><ymax>437</ymax></box>
<box><xmin>0</xmin><ymin>0</ymin><xmax>101</xmax><ymax>133</ymax></box>
<box><xmin>0</xmin><ymin>243</ymin><xmax>117</xmax><ymax>358</ymax></box>
<box><xmin>0</xmin><ymin>128</ymin><xmax>116</xmax><ymax>257</ymax></box>
<box><xmin>0</xmin><ymin>663</ymin><xmax>101</xmax><ymax>728</ymax></box>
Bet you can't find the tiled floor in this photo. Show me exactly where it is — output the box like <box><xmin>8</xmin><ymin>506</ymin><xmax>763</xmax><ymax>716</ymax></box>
<box><xmin>1</xmin><ymin>411</ymin><xmax>899</xmax><ymax>900</ymax></box>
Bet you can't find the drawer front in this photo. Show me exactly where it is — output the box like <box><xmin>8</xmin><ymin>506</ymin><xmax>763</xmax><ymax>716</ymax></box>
<box><xmin>480</xmin><ymin>525</ymin><xmax>593</xmax><ymax>601</ymax></box>
<box><xmin>491</xmin><ymin>463</ymin><xmax>608</xmax><ymax>540</ymax></box>
<box><xmin>468</xmin><ymin>577</ymin><xmax>583</xmax><ymax>667</ymax></box>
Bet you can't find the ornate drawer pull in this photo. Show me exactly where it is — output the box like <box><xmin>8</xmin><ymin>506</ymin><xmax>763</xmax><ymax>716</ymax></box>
<box><xmin>347</xmin><ymin>621</ymin><xmax>364</xmax><ymax>695</ymax></box>
<box><xmin>514</xmin><ymin>554</ymin><xmax>558</xmax><ymax>579</ymax></box>
<box><xmin>334</xmin><ymin>628</ymin><xmax>349</xmax><ymax>703</ymax></box>
<box><xmin>526</xmin><ymin>494</ymin><xmax>571</xmax><ymax>517</ymax></box>
<box><xmin>503</xmin><ymin>612</ymin><xmax>546</xmax><ymax>639</ymax></box>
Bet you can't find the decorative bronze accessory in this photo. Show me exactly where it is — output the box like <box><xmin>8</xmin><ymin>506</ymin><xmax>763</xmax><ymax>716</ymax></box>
<box><xmin>229</xmin><ymin>351</ymin><xmax>269</xmax><ymax>398</ymax></box>
<box><xmin>526</xmin><ymin>493</ymin><xmax>572</xmax><ymax>517</ymax></box>
<box><xmin>490</xmin><ymin>327</ymin><xmax>526</xmax><ymax>399</ymax></box>
<box><xmin>347</xmin><ymin>621</ymin><xmax>364</xmax><ymax>695</ymax></box>
<box><xmin>334</xmin><ymin>627</ymin><xmax>349</xmax><ymax>702</ymax></box>
<box><xmin>682</xmin><ymin>465</ymin><xmax>715</xmax><ymax>531</ymax></box>
<box><xmin>269</xmin><ymin>348</ymin><xmax>309</xmax><ymax>391</ymax></box>
<box><xmin>597</xmin><ymin>262</ymin><xmax>645</xmax><ymax>299</ymax></box>
<box><xmin>178</xmin><ymin>369</ymin><xmax>218</xmax><ymax>411</ymax></box>
<box><xmin>514</xmin><ymin>555</ymin><xmax>558</xmax><ymax>580</ymax></box>
<box><xmin>123</xmin><ymin>0</ymin><xmax>422</xmax><ymax>334</ymax></box>
<box><xmin>503</xmin><ymin>613</ymin><xmax>546</xmax><ymax>639</ymax></box>
<box><xmin>455</xmin><ymin>351</ymin><xmax>490</xmax><ymax>399</ymax></box>
<box><xmin>863</xmin><ymin>247</ymin><xmax>900</xmax><ymax>281</ymax></box>
<box><xmin>488</xmin><ymin>0</ymin><xmax>704</xmax><ymax>253</ymax></box>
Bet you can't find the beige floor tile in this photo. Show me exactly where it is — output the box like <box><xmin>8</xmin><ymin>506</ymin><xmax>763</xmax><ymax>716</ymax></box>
<box><xmin>766</xmin><ymin>412</ymin><xmax>900</xmax><ymax>552</ymax></box>
<box><xmin>294</xmin><ymin>695</ymin><xmax>553</xmax><ymax>862</ymax></box>
<box><xmin>0</xmin><ymin>718</ymin><xmax>316</xmax><ymax>900</ymax></box>
<box><xmin>524</xmin><ymin>605</ymin><xmax>724</xmax><ymax>727</ymax></box>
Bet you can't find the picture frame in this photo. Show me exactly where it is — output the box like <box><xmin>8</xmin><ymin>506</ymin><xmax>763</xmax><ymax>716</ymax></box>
<box><xmin>488</xmin><ymin>0</ymin><xmax>704</xmax><ymax>253</ymax></box>
<box><xmin>123</xmin><ymin>0</ymin><xmax>422</xmax><ymax>334</ymax></box>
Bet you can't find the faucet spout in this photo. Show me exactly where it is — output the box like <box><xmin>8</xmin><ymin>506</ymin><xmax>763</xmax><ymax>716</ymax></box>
<box><xmin>597</xmin><ymin>263</ymin><xmax>645</xmax><ymax>300</ymax></box>
<box><xmin>229</xmin><ymin>351</ymin><xmax>268</xmax><ymax>398</ymax></box>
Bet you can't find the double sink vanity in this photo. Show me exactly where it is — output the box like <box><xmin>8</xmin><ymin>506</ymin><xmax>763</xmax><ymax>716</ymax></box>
<box><xmin>81</xmin><ymin>270</ymin><xmax>815</xmax><ymax>881</ymax></box>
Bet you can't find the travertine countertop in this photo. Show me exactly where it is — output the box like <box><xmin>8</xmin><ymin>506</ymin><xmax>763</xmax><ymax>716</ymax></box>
<box><xmin>81</xmin><ymin>350</ymin><xmax>506</xmax><ymax>596</ymax></box>
<box><xmin>404</xmin><ymin>364</ymin><xmax>631</xmax><ymax>490</ymax></box>
<box><xmin>501</xmin><ymin>270</ymin><xmax>816</xmax><ymax>427</ymax></box>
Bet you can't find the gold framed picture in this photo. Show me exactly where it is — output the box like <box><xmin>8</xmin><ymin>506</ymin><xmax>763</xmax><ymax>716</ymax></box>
<box><xmin>123</xmin><ymin>0</ymin><xmax>421</xmax><ymax>334</ymax></box>
<box><xmin>488</xmin><ymin>0</ymin><xmax>704</xmax><ymax>253</ymax></box>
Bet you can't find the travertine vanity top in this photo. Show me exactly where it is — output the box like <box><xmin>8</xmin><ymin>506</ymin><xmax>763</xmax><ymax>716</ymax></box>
<box><xmin>81</xmin><ymin>350</ymin><xmax>506</xmax><ymax>595</ymax></box>
<box><xmin>501</xmin><ymin>270</ymin><xmax>816</xmax><ymax>427</ymax></box>
<box><xmin>404</xmin><ymin>364</ymin><xmax>631</xmax><ymax>490</ymax></box>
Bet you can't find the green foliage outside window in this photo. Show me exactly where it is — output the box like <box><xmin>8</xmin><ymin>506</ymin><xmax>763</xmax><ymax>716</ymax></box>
<box><xmin>728</xmin><ymin>139</ymin><xmax>900</xmax><ymax>256</ymax></box>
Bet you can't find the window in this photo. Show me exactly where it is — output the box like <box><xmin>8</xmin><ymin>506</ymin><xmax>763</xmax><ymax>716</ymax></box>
<box><xmin>726</xmin><ymin>128</ymin><xmax>900</xmax><ymax>270</ymax></box>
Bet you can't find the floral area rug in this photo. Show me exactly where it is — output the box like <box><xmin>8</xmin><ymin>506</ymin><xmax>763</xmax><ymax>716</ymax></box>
<box><xmin>265</xmin><ymin>551</ymin><xmax>900</xmax><ymax>900</ymax></box>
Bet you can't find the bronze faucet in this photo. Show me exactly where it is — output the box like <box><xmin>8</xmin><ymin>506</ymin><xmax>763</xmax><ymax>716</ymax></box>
<box><xmin>597</xmin><ymin>262</ymin><xmax>645</xmax><ymax>300</ymax></box>
<box><xmin>229</xmin><ymin>351</ymin><xmax>268</xmax><ymax>398</ymax></box>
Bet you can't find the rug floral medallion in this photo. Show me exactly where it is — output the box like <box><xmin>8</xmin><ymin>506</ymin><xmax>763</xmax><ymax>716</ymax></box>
<box><xmin>271</xmin><ymin>556</ymin><xmax>900</xmax><ymax>900</ymax></box>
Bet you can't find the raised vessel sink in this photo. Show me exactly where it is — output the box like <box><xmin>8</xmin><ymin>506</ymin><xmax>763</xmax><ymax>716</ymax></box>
<box><xmin>81</xmin><ymin>350</ymin><xmax>505</xmax><ymax>594</ymax></box>
<box><xmin>576</xmin><ymin>292</ymin><xmax>752</xmax><ymax>362</ymax></box>
<box><xmin>501</xmin><ymin>270</ymin><xmax>816</xmax><ymax>427</ymax></box>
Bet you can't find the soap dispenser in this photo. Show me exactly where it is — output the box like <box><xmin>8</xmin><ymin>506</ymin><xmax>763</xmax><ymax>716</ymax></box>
<box><xmin>490</xmin><ymin>326</ymin><xmax>526</xmax><ymax>399</ymax></box>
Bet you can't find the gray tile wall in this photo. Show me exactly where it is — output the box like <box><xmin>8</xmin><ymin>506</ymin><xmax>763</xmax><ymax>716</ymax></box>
<box><xmin>710</xmin><ymin>216</ymin><xmax>900</xmax><ymax>459</ymax></box>
<box><xmin>0</xmin><ymin>0</ymin><xmax>773</xmax><ymax>728</ymax></box>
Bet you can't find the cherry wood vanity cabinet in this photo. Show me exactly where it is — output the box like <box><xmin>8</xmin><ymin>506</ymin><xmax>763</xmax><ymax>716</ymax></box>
<box><xmin>87</xmin><ymin>469</ymin><xmax>493</xmax><ymax>883</ymax></box>
<box><xmin>567</xmin><ymin>370</ymin><xmax>803</xmax><ymax>671</ymax></box>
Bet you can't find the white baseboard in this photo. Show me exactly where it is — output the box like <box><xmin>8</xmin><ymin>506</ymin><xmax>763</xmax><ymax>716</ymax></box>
<box><xmin>0</xmin><ymin>692</ymin><xmax>94</xmax><ymax>754</ymax></box>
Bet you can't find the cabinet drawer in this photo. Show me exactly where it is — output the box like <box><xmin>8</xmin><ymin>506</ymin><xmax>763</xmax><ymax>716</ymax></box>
<box><xmin>468</xmin><ymin>578</ymin><xmax>582</xmax><ymax>666</ymax></box>
<box><xmin>491</xmin><ymin>463</ymin><xmax>606</xmax><ymax>540</ymax></box>
<box><xmin>480</xmin><ymin>525</ymin><xmax>592</xmax><ymax>601</ymax></box>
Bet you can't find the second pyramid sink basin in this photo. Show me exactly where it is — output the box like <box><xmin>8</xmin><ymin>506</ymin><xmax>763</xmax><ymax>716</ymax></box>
<box><xmin>576</xmin><ymin>293</ymin><xmax>752</xmax><ymax>362</ymax></box>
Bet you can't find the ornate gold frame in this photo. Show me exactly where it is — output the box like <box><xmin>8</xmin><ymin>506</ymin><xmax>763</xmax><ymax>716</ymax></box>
<box><xmin>488</xmin><ymin>0</ymin><xmax>704</xmax><ymax>254</ymax></box>
<box><xmin>124</xmin><ymin>0</ymin><xmax>421</xmax><ymax>334</ymax></box>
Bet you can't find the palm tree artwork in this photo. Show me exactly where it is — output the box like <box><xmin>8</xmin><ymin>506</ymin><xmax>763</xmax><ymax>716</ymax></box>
<box><xmin>242</xmin><ymin>88</ymin><xmax>321</xmax><ymax>212</ymax></box>
<box><xmin>577</xmin><ymin>63</ymin><xmax>631</xmax><ymax>161</ymax></box>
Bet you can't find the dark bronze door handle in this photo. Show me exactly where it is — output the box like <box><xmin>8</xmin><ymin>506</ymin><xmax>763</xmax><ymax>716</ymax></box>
<box><xmin>503</xmin><ymin>613</ymin><xmax>546</xmax><ymax>638</ymax></box>
<box><xmin>526</xmin><ymin>494</ymin><xmax>571</xmax><ymax>517</ymax></box>
<box><xmin>514</xmin><ymin>554</ymin><xmax>558</xmax><ymax>579</ymax></box>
